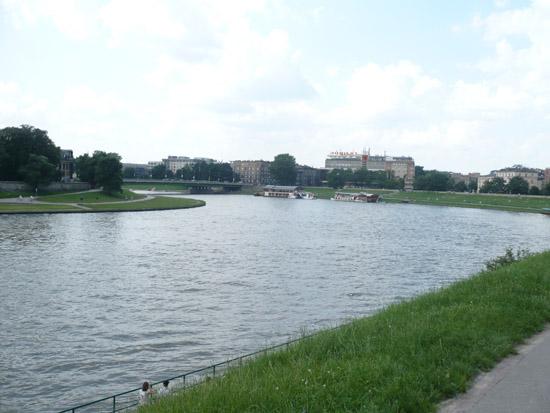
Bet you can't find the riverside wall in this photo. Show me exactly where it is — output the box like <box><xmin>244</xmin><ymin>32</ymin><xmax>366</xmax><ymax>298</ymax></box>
<box><xmin>0</xmin><ymin>181</ymin><xmax>90</xmax><ymax>192</ymax></box>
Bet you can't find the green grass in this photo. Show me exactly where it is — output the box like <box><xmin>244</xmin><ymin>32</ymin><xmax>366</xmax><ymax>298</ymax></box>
<box><xmin>382</xmin><ymin>191</ymin><xmax>550</xmax><ymax>213</ymax></box>
<box><xmin>122</xmin><ymin>183</ymin><xmax>189</xmax><ymax>191</ymax></box>
<box><xmin>304</xmin><ymin>187</ymin><xmax>550</xmax><ymax>213</ymax></box>
<box><xmin>87</xmin><ymin>196</ymin><xmax>205</xmax><ymax>211</ymax></box>
<box><xmin>38</xmin><ymin>189</ymin><xmax>145</xmax><ymax>203</ymax></box>
<box><xmin>0</xmin><ymin>203</ymin><xmax>81</xmax><ymax>212</ymax></box>
<box><xmin>140</xmin><ymin>251</ymin><xmax>550</xmax><ymax>413</ymax></box>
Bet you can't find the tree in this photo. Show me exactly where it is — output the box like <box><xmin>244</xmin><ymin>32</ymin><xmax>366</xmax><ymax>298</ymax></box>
<box><xmin>0</xmin><ymin>125</ymin><xmax>60</xmax><ymax>181</ymax></box>
<box><xmin>123</xmin><ymin>167</ymin><xmax>136</xmax><ymax>179</ymax></box>
<box><xmin>468</xmin><ymin>179</ymin><xmax>478</xmax><ymax>193</ymax></box>
<box><xmin>165</xmin><ymin>169</ymin><xmax>174</xmax><ymax>179</ymax></box>
<box><xmin>75</xmin><ymin>151</ymin><xmax>122</xmax><ymax>192</ymax></box>
<box><xmin>18</xmin><ymin>154</ymin><xmax>58</xmax><ymax>190</ymax></box>
<box><xmin>414</xmin><ymin>170</ymin><xmax>452</xmax><ymax>191</ymax></box>
<box><xmin>506</xmin><ymin>176</ymin><xmax>529</xmax><ymax>194</ymax></box>
<box><xmin>529</xmin><ymin>186</ymin><xmax>541</xmax><ymax>195</ymax></box>
<box><xmin>269</xmin><ymin>154</ymin><xmax>297</xmax><ymax>185</ymax></box>
<box><xmin>480</xmin><ymin>177</ymin><xmax>506</xmax><ymax>193</ymax></box>
<box><xmin>327</xmin><ymin>169</ymin><xmax>353</xmax><ymax>188</ymax></box>
<box><xmin>544</xmin><ymin>182</ymin><xmax>550</xmax><ymax>196</ymax></box>
<box><xmin>176</xmin><ymin>166</ymin><xmax>193</xmax><ymax>180</ymax></box>
<box><xmin>75</xmin><ymin>153</ymin><xmax>97</xmax><ymax>187</ymax></box>
<box><xmin>453</xmin><ymin>181</ymin><xmax>468</xmax><ymax>192</ymax></box>
<box><xmin>151</xmin><ymin>164</ymin><xmax>166</xmax><ymax>179</ymax></box>
<box><xmin>94</xmin><ymin>152</ymin><xmax>123</xmax><ymax>194</ymax></box>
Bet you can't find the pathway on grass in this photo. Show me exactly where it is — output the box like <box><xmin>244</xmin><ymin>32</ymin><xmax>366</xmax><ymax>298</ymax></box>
<box><xmin>0</xmin><ymin>194</ymin><xmax>154</xmax><ymax>210</ymax></box>
<box><xmin>439</xmin><ymin>325</ymin><xmax>550</xmax><ymax>413</ymax></box>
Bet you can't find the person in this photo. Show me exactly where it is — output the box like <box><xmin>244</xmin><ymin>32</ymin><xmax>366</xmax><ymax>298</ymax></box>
<box><xmin>138</xmin><ymin>381</ymin><xmax>154</xmax><ymax>405</ymax></box>
<box><xmin>158</xmin><ymin>380</ymin><xmax>170</xmax><ymax>396</ymax></box>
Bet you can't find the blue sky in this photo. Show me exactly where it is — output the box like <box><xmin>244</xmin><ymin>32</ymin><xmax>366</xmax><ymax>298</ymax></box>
<box><xmin>0</xmin><ymin>0</ymin><xmax>548</xmax><ymax>173</ymax></box>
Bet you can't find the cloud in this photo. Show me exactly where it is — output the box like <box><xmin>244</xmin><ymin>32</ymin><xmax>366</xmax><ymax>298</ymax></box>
<box><xmin>333</xmin><ymin>61</ymin><xmax>441</xmax><ymax>122</ymax></box>
<box><xmin>2</xmin><ymin>0</ymin><xmax>92</xmax><ymax>39</ymax></box>
<box><xmin>99</xmin><ymin>0</ymin><xmax>186</xmax><ymax>46</ymax></box>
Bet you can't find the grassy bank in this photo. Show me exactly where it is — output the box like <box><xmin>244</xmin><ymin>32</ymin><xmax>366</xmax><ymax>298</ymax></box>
<box><xmin>305</xmin><ymin>187</ymin><xmax>396</xmax><ymax>200</ymax></box>
<box><xmin>87</xmin><ymin>196</ymin><xmax>204</xmax><ymax>211</ymax></box>
<box><xmin>0</xmin><ymin>203</ymin><xmax>81</xmax><ymax>212</ymax></box>
<box><xmin>37</xmin><ymin>189</ymin><xmax>145</xmax><ymax>203</ymax></box>
<box><xmin>0</xmin><ymin>188</ymin><xmax>206</xmax><ymax>214</ymax></box>
<box><xmin>305</xmin><ymin>187</ymin><xmax>550</xmax><ymax>213</ymax></box>
<box><xmin>141</xmin><ymin>251</ymin><xmax>550</xmax><ymax>413</ymax></box>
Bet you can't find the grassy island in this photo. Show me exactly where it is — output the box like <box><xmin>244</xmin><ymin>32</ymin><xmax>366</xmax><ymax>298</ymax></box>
<box><xmin>0</xmin><ymin>191</ymin><xmax>205</xmax><ymax>214</ymax></box>
<box><xmin>305</xmin><ymin>187</ymin><xmax>550</xmax><ymax>214</ymax></box>
<box><xmin>140</xmin><ymin>251</ymin><xmax>550</xmax><ymax>413</ymax></box>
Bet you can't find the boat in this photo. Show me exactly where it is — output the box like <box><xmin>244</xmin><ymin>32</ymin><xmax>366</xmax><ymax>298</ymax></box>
<box><xmin>542</xmin><ymin>208</ymin><xmax>550</xmax><ymax>216</ymax></box>
<box><xmin>298</xmin><ymin>192</ymin><xmax>316</xmax><ymax>200</ymax></box>
<box><xmin>330</xmin><ymin>192</ymin><xmax>380</xmax><ymax>203</ymax></box>
<box><xmin>263</xmin><ymin>185</ymin><xmax>302</xmax><ymax>199</ymax></box>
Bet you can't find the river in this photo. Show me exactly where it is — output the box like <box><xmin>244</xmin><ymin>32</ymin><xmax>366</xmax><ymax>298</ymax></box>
<box><xmin>1</xmin><ymin>195</ymin><xmax>550</xmax><ymax>412</ymax></box>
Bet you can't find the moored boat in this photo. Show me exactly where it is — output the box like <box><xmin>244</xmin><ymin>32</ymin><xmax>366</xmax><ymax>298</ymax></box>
<box><xmin>330</xmin><ymin>192</ymin><xmax>380</xmax><ymax>203</ymax></box>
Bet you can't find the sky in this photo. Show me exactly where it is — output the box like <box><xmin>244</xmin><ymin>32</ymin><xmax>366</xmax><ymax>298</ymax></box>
<box><xmin>0</xmin><ymin>0</ymin><xmax>549</xmax><ymax>173</ymax></box>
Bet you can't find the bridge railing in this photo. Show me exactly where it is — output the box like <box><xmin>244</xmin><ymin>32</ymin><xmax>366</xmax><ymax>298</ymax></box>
<box><xmin>55</xmin><ymin>328</ymin><xmax>337</xmax><ymax>413</ymax></box>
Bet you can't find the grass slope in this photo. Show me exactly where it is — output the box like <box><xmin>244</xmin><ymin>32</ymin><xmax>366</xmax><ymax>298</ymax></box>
<box><xmin>38</xmin><ymin>189</ymin><xmax>145</xmax><ymax>203</ymax></box>
<box><xmin>305</xmin><ymin>187</ymin><xmax>550</xmax><ymax>213</ymax></box>
<box><xmin>141</xmin><ymin>251</ymin><xmax>550</xmax><ymax>413</ymax></box>
<box><xmin>0</xmin><ymin>203</ymin><xmax>80</xmax><ymax>212</ymax></box>
<box><xmin>87</xmin><ymin>197</ymin><xmax>204</xmax><ymax>211</ymax></box>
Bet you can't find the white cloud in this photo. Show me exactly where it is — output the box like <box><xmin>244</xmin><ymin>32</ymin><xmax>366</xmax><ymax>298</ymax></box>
<box><xmin>2</xmin><ymin>0</ymin><xmax>92</xmax><ymax>39</ymax></box>
<box><xmin>100</xmin><ymin>0</ymin><xmax>186</xmax><ymax>46</ymax></box>
<box><xmin>334</xmin><ymin>61</ymin><xmax>441</xmax><ymax>122</ymax></box>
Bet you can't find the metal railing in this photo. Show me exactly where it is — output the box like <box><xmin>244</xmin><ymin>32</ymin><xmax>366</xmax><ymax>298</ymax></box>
<box><xmin>56</xmin><ymin>327</ymin><xmax>338</xmax><ymax>413</ymax></box>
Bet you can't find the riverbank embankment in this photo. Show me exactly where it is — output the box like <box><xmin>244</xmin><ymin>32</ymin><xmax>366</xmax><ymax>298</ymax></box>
<box><xmin>306</xmin><ymin>186</ymin><xmax>550</xmax><ymax>214</ymax></box>
<box><xmin>140</xmin><ymin>251</ymin><xmax>550</xmax><ymax>413</ymax></box>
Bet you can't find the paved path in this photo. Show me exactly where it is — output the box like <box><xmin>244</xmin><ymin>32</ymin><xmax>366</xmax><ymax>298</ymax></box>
<box><xmin>439</xmin><ymin>326</ymin><xmax>550</xmax><ymax>413</ymax></box>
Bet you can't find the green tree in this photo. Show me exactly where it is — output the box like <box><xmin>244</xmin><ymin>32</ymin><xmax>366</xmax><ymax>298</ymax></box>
<box><xmin>193</xmin><ymin>161</ymin><xmax>210</xmax><ymax>180</ymax></box>
<box><xmin>75</xmin><ymin>153</ymin><xmax>97</xmax><ymax>187</ymax></box>
<box><xmin>165</xmin><ymin>169</ymin><xmax>174</xmax><ymax>179</ymax></box>
<box><xmin>468</xmin><ymin>179</ymin><xmax>478</xmax><ymax>193</ymax></box>
<box><xmin>414</xmin><ymin>170</ymin><xmax>452</xmax><ymax>191</ymax></box>
<box><xmin>327</xmin><ymin>169</ymin><xmax>353</xmax><ymax>189</ymax></box>
<box><xmin>454</xmin><ymin>181</ymin><xmax>468</xmax><ymax>192</ymax></box>
<box><xmin>123</xmin><ymin>167</ymin><xmax>136</xmax><ymax>179</ymax></box>
<box><xmin>151</xmin><ymin>164</ymin><xmax>166</xmax><ymax>179</ymax></box>
<box><xmin>269</xmin><ymin>154</ymin><xmax>297</xmax><ymax>185</ymax></box>
<box><xmin>543</xmin><ymin>182</ymin><xmax>550</xmax><ymax>195</ymax></box>
<box><xmin>0</xmin><ymin>125</ymin><xmax>60</xmax><ymax>181</ymax></box>
<box><xmin>480</xmin><ymin>177</ymin><xmax>506</xmax><ymax>193</ymax></box>
<box><xmin>176</xmin><ymin>166</ymin><xmax>193</xmax><ymax>180</ymax></box>
<box><xmin>94</xmin><ymin>152</ymin><xmax>123</xmax><ymax>194</ymax></box>
<box><xmin>18</xmin><ymin>154</ymin><xmax>58</xmax><ymax>190</ymax></box>
<box><xmin>506</xmin><ymin>176</ymin><xmax>529</xmax><ymax>194</ymax></box>
<box><xmin>529</xmin><ymin>186</ymin><xmax>541</xmax><ymax>195</ymax></box>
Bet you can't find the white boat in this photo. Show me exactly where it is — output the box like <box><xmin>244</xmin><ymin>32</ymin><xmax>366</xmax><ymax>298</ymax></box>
<box><xmin>298</xmin><ymin>192</ymin><xmax>316</xmax><ymax>200</ymax></box>
<box><xmin>330</xmin><ymin>192</ymin><xmax>380</xmax><ymax>203</ymax></box>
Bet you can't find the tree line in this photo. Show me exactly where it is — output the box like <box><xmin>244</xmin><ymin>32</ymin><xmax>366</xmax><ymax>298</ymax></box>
<box><xmin>0</xmin><ymin>125</ymin><xmax>123</xmax><ymax>193</ymax></box>
<box><xmin>327</xmin><ymin>168</ymin><xmax>403</xmax><ymax>189</ymax></box>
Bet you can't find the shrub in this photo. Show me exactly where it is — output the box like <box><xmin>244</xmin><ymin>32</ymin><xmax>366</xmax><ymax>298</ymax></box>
<box><xmin>485</xmin><ymin>248</ymin><xmax>533</xmax><ymax>271</ymax></box>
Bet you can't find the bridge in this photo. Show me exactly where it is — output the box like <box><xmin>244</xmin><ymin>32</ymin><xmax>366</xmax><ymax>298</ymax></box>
<box><xmin>123</xmin><ymin>179</ymin><xmax>245</xmax><ymax>193</ymax></box>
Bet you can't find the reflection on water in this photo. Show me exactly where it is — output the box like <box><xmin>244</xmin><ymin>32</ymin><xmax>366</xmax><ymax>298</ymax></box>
<box><xmin>1</xmin><ymin>195</ymin><xmax>550</xmax><ymax>412</ymax></box>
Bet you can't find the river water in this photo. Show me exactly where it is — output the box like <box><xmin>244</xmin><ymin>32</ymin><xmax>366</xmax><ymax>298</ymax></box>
<box><xmin>1</xmin><ymin>195</ymin><xmax>550</xmax><ymax>412</ymax></box>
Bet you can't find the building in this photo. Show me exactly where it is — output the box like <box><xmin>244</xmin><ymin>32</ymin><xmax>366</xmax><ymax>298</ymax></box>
<box><xmin>59</xmin><ymin>149</ymin><xmax>75</xmax><ymax>182</ymax></box>
<box><xmin>325</xmin><ymin>150</ymin><xmax>415</xmax><ymax>190</ymax></box>
<box><xmin>231</xmin><ymin>160</ymin><xmax>274</xmax><ymax>185</ymax></box>
<box><xmin>162</xmin><ymin>156</ymin><xmax>216</xmax><ymax>174</ymax></box>
<box><xmin>477</xmin><ymin>165</ymin><xmax>545</xmax><ymax>192</ymax></box>
<box><xmin>296</xmin><ymin>165</ymin><xmax>321</xmax><ymax>186</ymax></box>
